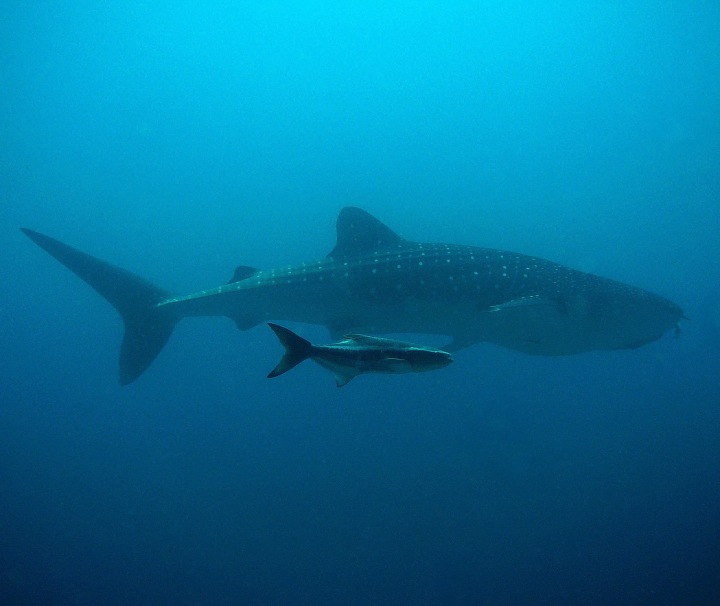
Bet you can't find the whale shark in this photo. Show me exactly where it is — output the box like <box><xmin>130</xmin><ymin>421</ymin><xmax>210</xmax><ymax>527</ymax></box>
<box><xmin>266</xmin><ymin>323</ymin><xmax>453</xmax><ymax>387</ymax></box>
<box><xmin>21</xmin><ymin>207</ymin><xmax>684</xmax><ymax>384</ymax></box>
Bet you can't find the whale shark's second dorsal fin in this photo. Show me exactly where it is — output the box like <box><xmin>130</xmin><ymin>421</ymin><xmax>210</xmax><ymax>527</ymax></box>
<box><xmin>328</xmin><ymin>207</ymin><xmax>404</xmax><ymax>258</ymax></box>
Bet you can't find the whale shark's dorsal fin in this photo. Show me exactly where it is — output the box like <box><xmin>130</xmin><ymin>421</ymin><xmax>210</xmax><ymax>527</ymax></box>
<box><xmin>227</xmin><ymin>265</ymin><xmax>259</xmax><ymax>284</ymax></box>
<box><xmin>328</xmin><ymin>207</ymin><xmax>404</xmax><ymax>258</ymax></box>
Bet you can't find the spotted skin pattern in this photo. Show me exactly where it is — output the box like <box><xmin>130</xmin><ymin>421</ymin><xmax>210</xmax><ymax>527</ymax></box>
<box><xmin>22</xmin><ymin>207</ymin><xmax>684</xmax><ymax>383</ymax></box>
<box><xmin>163</xmin><ymin>208</ymin><xmax>683</xmax><ymax>356</ymax></box>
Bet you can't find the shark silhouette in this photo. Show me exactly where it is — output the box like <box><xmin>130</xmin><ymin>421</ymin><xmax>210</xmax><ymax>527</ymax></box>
<box><xmin>21</xmin><ymin>207</ymin><xmax>684</xmax><ymax>384</ymax></box>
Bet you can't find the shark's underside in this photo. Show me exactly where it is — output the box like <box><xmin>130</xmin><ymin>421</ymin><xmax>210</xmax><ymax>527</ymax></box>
<box><xmin>22</xmin><ymin>207</ymin><xmax>684</xmax><ymax>384</ymax></box>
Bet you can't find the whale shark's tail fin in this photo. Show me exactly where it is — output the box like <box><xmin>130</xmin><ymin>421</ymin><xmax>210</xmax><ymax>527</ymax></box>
<box><xmin>21</xmin><ymin>228</ymin><xmax>177</xmax><ymax>385</ymax></box>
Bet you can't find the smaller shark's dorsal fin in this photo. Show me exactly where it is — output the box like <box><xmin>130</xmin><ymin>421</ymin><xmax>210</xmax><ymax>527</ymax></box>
<box><xmin>328</xmin><ymin>207</ymin><xmax>404</xmax><ymax>258</ymax></box>
<box><xmin>343</xmin><ymin>334</ymin><xmax>397</xmax><ymax>346</ymax></box>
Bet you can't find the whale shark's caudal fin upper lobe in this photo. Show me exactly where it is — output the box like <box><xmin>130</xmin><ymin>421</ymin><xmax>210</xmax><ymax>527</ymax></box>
<box><xmin>21</xmin><ymin>228</ymin><xmax>176</xmax><ymax>385</ymax></box>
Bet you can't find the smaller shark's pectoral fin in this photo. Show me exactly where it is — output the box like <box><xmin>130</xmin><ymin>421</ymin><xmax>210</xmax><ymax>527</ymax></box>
<box><xmin>333</xmin><ymin>368</ymin><xmax>361</xmax><ymax>387</ymax></box>
<box><xmin>313</xmin><ymin>358</ymin><xmax>362</xmax><ymax>387</ymax></box>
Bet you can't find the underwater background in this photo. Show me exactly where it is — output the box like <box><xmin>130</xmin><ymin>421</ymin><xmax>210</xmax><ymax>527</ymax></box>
<box><xmin>2</xmin><ymin>2</ymin><xmax>719</xmax><ymax>604</ymax></box>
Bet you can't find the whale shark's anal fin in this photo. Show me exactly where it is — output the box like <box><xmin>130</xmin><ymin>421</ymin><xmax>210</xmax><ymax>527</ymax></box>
<box><xmin>21</xmin><ymin>228</ymin><xmax>177</xmax><ymax>384</ymax></box>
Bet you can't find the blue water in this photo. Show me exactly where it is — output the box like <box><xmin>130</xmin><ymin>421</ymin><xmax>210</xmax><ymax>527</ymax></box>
<box><xmin>2</xmin><ymin>2</ymin><xmax>719</xmax><ymax>604</ymax></box>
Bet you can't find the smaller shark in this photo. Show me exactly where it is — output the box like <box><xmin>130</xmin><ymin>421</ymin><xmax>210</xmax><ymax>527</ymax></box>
<box><xmin>266</xmin><ymin>323</ymin><xmax>453</xmax><ymax>387</ymax></box>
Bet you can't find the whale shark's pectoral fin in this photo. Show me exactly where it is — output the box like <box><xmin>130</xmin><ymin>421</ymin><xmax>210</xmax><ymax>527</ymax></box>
<box><xmin>445</xmin><ymin>296</ymin><xmax>562</xmax><ymax>351</ymax></box>
<box><xmin>483</xmin><ymin>295</ymin><xmax>558</xmax><ymax>314</ymax></box>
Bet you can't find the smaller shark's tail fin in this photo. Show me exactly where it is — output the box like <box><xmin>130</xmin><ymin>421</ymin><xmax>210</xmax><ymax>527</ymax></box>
<box><xmin>21</xmin><ymin>228</ymin><xmax>177</xmax><ymax>385</ymax></box>
<box><xmin>266</xmin><ymin>323</ymin><xmax>314</xmax><ymax>378</ymax></box>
